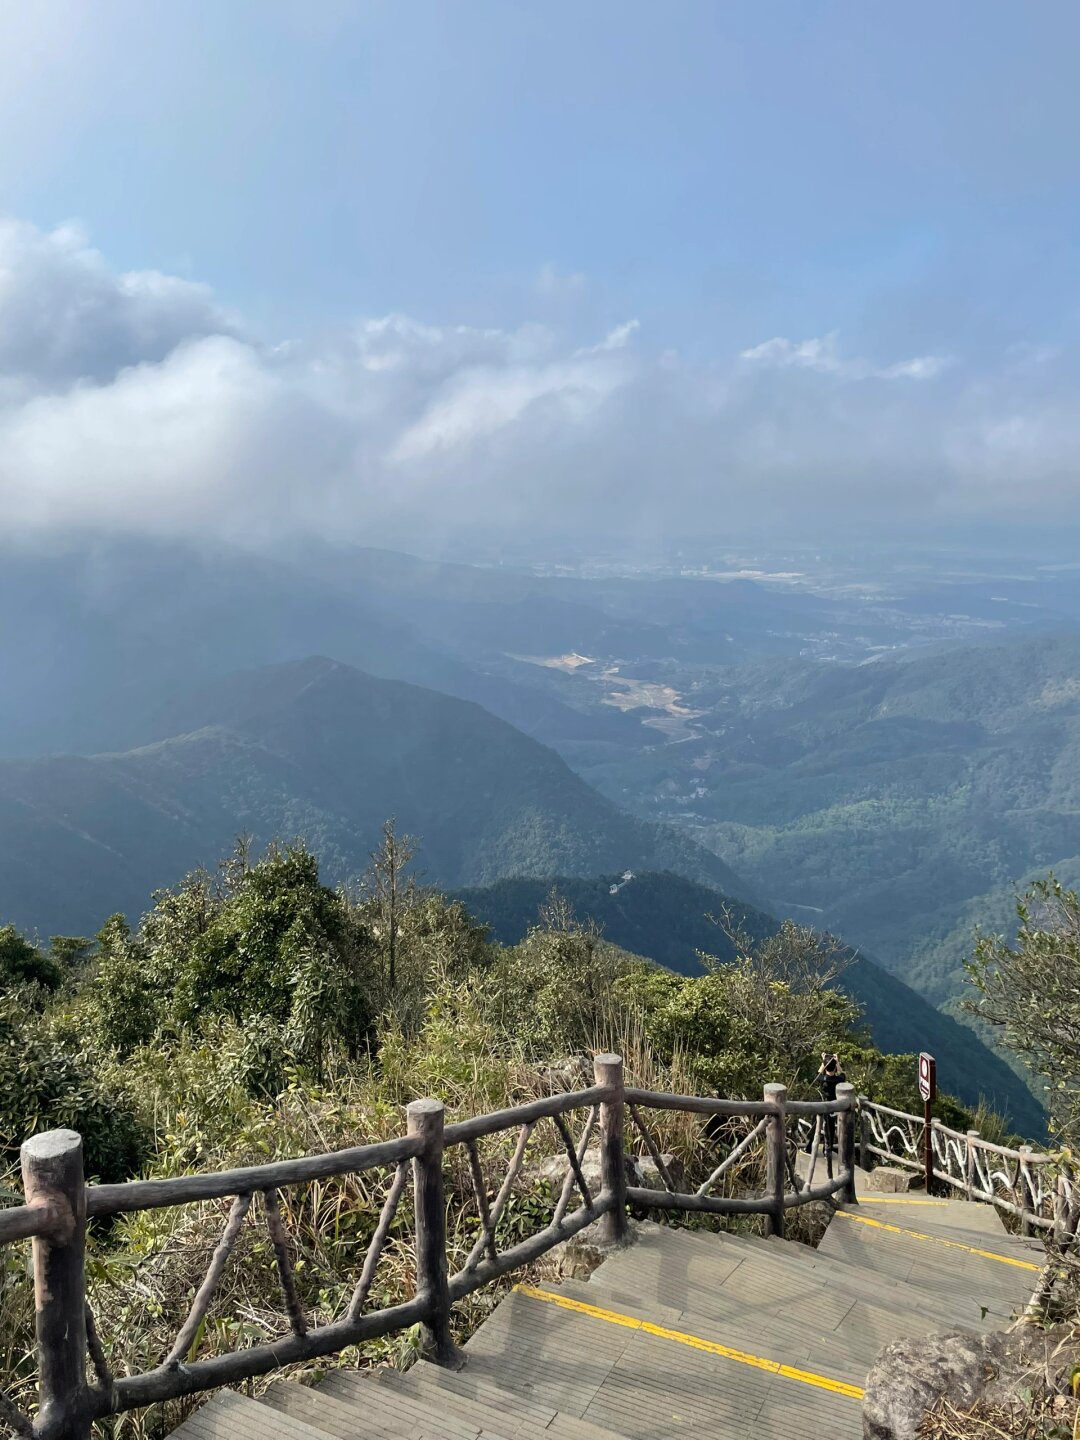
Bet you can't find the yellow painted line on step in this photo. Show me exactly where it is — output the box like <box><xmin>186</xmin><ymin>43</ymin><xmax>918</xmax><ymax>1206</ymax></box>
<box><xmin>834</xmin><ymin>1210</ymin><xmax>1041</xmax><ymax>1270</ymax></box>
<box><xmin>514</xmin><ymin>1285</ymin><xmax>864</xmax><ymax>1402</ymax></box>
<box><xmin>856</xmin><ymin>1198</ymin><xmax>951</xmax><ymax>1205</ymax></box>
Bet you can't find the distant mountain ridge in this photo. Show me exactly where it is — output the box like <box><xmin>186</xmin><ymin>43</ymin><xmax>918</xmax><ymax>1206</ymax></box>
<box><xmin>0</xmin><ymin>657</ymin><xmax>752</xmax><ymax>940</ymax></box>
<box><xmin>454</xmin><ymin>870</ymin><xmax>1044</xmax><ymax>1133</ymax></box>
<box><xmin>577</xmin><ymin>631</ymin><xmax>1080</xmax><ymax>1006</ymax></box>
<box><xmin>0</xmin><ymin>541</ymin><xmax>649</xmax><ymax>759</ymax></box>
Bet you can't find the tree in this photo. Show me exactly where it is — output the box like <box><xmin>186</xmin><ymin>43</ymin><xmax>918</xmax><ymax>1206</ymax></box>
<box><xmin>91</xmin><ymin>842</ymin><xmax>378</xmax><ymax>1078</ymax></box>
<box><xmin>48</xmin><ymin>936</ymin><xmax>94</xmax><ymax>972</ymax></box>
<box><xmin>616</xmin><ymin>918</ymin><xmax>863</xmax><ymax>1098</ymax></box>
<box><xmin>0</xmin><ymin>925</ymin><xmax>63</xmax><ymax>995</ymax></box>
<box><xmin>967</xmin><ymin>878</ymin><xmax>1079</xmax><ymax>1141</ymax></box>
<box><xmin>485</xmin><ymin>890</ymin><xmax>629</xmax><ymax>1057</ymax></box>
<box><xmin>703</xmin><ymin>916</ymin><xmax>860</xmax><ymax>1090</ymax></box>
<box><xmin>364</xmin><ymin>819</ymin><xmax>417</xmax><ymax>995</ymax></box>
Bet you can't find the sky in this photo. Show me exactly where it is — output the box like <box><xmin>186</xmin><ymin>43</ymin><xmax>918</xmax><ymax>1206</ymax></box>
<box><xmin>1</xmin><ymin>0</ymin><xmax>1079</xmax><ymax>554</ymax></box>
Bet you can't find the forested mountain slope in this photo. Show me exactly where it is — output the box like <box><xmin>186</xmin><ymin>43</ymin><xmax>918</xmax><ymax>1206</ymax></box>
<box><xmin>0</xmin><ymin>658</ymin><xmax>751</xmax><ymax>940</ymax></box>
<box><xmin>455</xmin><ymin>870</ymin><xmax>1044</xmax><ymax>1133</ymax></box>
<box><xmin>579</xmin><ymin>634</ymin><xmax>1080</xmax><ymax>1007</ymax></box>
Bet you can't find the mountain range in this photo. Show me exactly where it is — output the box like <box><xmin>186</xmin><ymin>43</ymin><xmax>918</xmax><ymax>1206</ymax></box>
<box><xmin>2</xmin><ymin>538</ymin><xmax>1071</xmax><ymax>1137</ymax></box>
<box><xmin>0</xmin><ymin>656</ymin><xmax>749</xmax><ymax>941</ymax></box>
<box><xmin>577</xmin><ymin>634</ymin><xmax>1080</xmax><ymax>1007</ymax></box>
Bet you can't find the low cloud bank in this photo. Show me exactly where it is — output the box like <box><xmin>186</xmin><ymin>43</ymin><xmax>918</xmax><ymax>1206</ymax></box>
<box><xmin>0</xmin><ymin>218</ymin><xmax>1072</xmax><ymax>549</ymax></box>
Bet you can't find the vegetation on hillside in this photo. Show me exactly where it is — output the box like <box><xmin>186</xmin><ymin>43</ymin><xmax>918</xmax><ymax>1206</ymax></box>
<box><xmin>969</xmin><ymin>878</ymin><xmax>1080</xmax><ymax>1145</ymax></box>
<box><xmin>0</xmin><ymin>832</ymin><xmax>993</xmax><ymax>1437</ymax></box>
<box><xmin>574</xmin><ymin>635</ymin><xmax>1080</xmax><ymax>1018</ymax></box>
<box><xmin>456</xmin><ymin>871</ymin><xmax>1043</xmax><ymax>1131</ymax></box>
<box><xmin>0</xmin><ymin>656</ymin><xmax>749</xmax><ymax>944</ymax></box>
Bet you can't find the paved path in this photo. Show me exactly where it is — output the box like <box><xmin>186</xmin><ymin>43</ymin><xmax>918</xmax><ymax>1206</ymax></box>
<box><xmin>174</xmin><ymin>1172</ymin><xmax>1046</xmax><ymax>1440</ymax></box>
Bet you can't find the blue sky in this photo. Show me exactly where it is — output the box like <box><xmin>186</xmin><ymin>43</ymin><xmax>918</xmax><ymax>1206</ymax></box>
<box><xmin>1</xmin><ymin>1</ymin><xmax>1078</xmax><ymax>549</ymax></box>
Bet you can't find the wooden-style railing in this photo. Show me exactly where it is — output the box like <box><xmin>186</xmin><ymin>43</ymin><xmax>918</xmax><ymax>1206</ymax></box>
<box><xmin>859</xmin><ymin>1096</ymin><xmax>1080</xmax><ymax>1239</ymax></box>
<box><xmin>1</xmin><ymin>1058</ymin><xmax>858</xmax><ymax>1440</ymax></box>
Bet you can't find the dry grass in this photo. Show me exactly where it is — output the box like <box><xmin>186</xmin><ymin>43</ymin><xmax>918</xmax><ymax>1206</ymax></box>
<box><xmin>920</xmin><ymin>1394</ymin><xmax>1080</xmax><ymax>1439</ymax></box>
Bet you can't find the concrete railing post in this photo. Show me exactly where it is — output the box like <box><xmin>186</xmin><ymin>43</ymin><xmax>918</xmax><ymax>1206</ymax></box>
<box><xmin>858</xmin><ymin>1096</ymin><xmax>873</xmax><ymax>1173</ymax></box>
<box><xmin>595</xmin><ymin>1053</ymin><xmax>629</xmax><ymax>1247</ymax></box>
<box><xmin>763</xmin><ymin>1083</ymin><xmax>787</xmax><ymax>1239</ymax></box>
<box><xmin>1018</xmin><ymin>1146</ymin><xmax>1034</xmax><ymax>1236</ymax></box>
<box><xmin>407</xmin><ymin>1100</ymin><xmax>463</xmax><ymax>1368</ymax></box>
<box><xmin>965</xmin><ymin>1130</ymin><xmax>979</xmax><ymax>1202</ymax></box>
<box><xmin>22</xmin><ymin>1130</ymin><xmax>89</xmax><ymax>1440</ymax></box>
<box><xmin>836</xmin><ymin>1083</ymin><xmax>857</xmax><ymax>1204</ymax></box>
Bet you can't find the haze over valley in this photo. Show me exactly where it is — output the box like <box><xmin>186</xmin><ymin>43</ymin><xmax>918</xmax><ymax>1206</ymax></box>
<box><xmin>1</xmin><ymin>530</ymin><xmax>1075</xmax><ymax>1130</ymax></box>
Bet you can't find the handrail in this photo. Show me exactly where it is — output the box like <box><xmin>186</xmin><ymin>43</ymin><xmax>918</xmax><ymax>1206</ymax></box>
<box><xmin>4</xmin><ymin>1061</ymin><xmax>858</xmax><ymax>1440</ymax></box>
<box><xmin>443</xmin><ymin>1084</ymin><xmax>614</xmax><ymax>1144</ymax></box>
<box><xmin>859</xmin><ymin>1096</ymin><xmax>1078</xmax><ymax>1241</ymax></box>
<box><xmin>86</xmin><ymin>1133</ymin><xmax>423</xmax><ymax>1218</ymax></box>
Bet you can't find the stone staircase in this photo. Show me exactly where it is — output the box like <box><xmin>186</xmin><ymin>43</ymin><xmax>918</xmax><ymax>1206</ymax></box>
<box><xmin>174</xmin><ymin>1171</ymin><xmax>1046</xmax><ymax>1440</ymax></box>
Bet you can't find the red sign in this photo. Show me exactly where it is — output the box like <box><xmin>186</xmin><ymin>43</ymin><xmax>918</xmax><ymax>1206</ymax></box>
<box><xmin>918</xmin><ymin>1052</ymin><xmax>936</xmax><ymax>1103</ymax></box>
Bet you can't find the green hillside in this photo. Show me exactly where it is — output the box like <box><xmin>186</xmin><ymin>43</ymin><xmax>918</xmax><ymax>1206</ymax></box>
<box><xmin>455</xmin><ymin>870</ymin><xmax>1044</xmax><ymax>1133</ymax></box>
<box><xmin>0</xmin><ymin>657</ymin><xmax>752</xmax><ymax>940</ymax></box>
<box><xmin>576</xmin><ymin>633</ymin><xmax>1080</xmax><ymax>1007</ymax></box>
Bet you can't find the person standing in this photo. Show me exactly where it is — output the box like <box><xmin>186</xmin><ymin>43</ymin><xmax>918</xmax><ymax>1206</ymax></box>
<box><xmin>808</xmin><ymin>1052</ymin><xmax>846</xmax><ymax>1153</ymax></box>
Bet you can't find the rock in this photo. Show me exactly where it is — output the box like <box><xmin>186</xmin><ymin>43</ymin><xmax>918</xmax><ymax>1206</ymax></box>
<box><xmin>537</xmin><ymin>1148</ymin><xmax>606</xmax><ymax>1194</ymax></box>
<box><xmin>550</xmin><ymin>1216</ymin><xmax>642</xmax><ymax>1278</ymax></box>
<box><xmin>863</xmin><ymin>1326</ymin><xmax>1080</xmax><ymax>1440</ymax></box>
<box><xmin>636</xmin><ymin>1153</ymin><xmax>685</xmax><ymax>1192</ymax></box>
<box><xmin>537</xmin><ymin>1147</ymin><xmax>667</xmax><ymax>1194</ymax></box>
<box><xmin>536</xmin><ymin>1055</ymin><xmax>594</xmax><ymax>1093</ymax></box>
<box><xmin>864</xmin><ymin>1166</ymin><xmax>917</xmax><ymax>1193</ymax></box>
<box><xmin>786</xmin><ymin>1198</ymin><xmax>835</xmax><ymax>1246</ymax></box>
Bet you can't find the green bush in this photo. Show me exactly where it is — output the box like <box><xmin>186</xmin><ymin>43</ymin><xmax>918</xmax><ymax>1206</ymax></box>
<box><xmin>0</xmin><ymin>993</ymin><xmax>145</xmax><ymax>1182</ymax></box>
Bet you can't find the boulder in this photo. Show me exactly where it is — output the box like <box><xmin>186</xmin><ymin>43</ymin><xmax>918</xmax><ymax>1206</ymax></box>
<box><xmin>537</xmin><ymin>1148</ymin><xmax>606</xmax><ymax>1194</ymax></box>
<box><xmin>536</xmin><ymin>1147</ymin><xmax>684</xmax><ymax>1194</ymax></box>
<box><xmin>637</xmin><ymin>1153</ymin><xmax>685</xmax><ymax>1193</ymax></box>
<box><xmin>864</xmin><ymin>1166</ymin><xmax>917</xmax><ymax>1193</ymax></box>
<box><xmin>863</xmin><ymin>1326</ymin><xmax>1080</xmax><ymax>1440</ymax></box>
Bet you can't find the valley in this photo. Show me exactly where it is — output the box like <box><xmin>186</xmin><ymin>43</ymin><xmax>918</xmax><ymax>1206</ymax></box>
<box><xmin>3</xmin><ymin>538</ymin><xmax>1079</xmax><ymax>1131</ymax></box>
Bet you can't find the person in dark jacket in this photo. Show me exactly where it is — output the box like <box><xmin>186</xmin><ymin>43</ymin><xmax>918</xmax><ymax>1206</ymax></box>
<box><xmin>816</xmin><ymin>1052</ymin><xmax>846</xmax><ymax>1152</ymax></box>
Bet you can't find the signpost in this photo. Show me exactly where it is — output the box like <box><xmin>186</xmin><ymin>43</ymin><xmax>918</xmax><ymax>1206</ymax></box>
<box><xmin>919</xmin><ymin>1052</ymin><xmax>937</xmax><ymax>1195</ymax></box>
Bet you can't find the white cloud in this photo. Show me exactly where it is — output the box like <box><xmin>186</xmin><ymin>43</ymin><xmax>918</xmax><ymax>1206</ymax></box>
<box><xmin>0</xmin><ymin>335</ymin><xmax>349</xmax><ymax>541</ymax></box>
<box><xmin>579</xmin><ymin>319</ymin><xmax>640</xmax><ymax>355</ymax></box>
<box><xmin>0</xmin><ymin>219</ymin><xmax>232</xmax><ymax>389</ymax></box>
<box><xmin>0</xmin><ymin>216</ymin><xmax>1074</xmax><ymax>548</ymax></box>
<box><xmin>740</xmin><ymin>331</ymin><xmax>951</xmax><ymax>382</ymax></box>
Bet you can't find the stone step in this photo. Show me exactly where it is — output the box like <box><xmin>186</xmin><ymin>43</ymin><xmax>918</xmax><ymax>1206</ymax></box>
<box><xmin>846</xmin><ymin>1195</ymin><xmax>1022</xmax><ymax>1238</ymax></box>
<box><xmin>831</xmin><ymin>1207</ymin><xmax>1045</xmax><ymax>1265</ymax></box>
<box><xmin>819</xmin><ymin>1211</ymin><xmax>1040</xmax><ymax>1314</ymax></box>
<box><xmin>852</xmin><ymin>1198</ymin><xmax>1036</xmax><ymax>1244</ymax></box>
<box><xmin>839</xmin><ymin>1204</ymin><xmax>1045</xmax><ymax>1253</ymax></box>
<box><xmin>461</xmin><ymin>1277</ymin><xmax>865</xmax><ymax>1440</ymax></box>
<box><xmin>583</xmin><ymin>1223</ymin><xmax>951</xmax><ymax>1370</ymax></box>
<box><xmin>357</xmin><ymin>1363</ymin><xmax>631</xmax><ymax>1440</ymax></box>
<box><xmin>654</xmin><ymin>1224</ymin><xmax>1003</xmax><ymax>1329</ymax></box>
<box><xmin>262</xmin><ymin>1375</ymin><xmax>450</xmax><ymax>1440</ymax></box>
<box><xmin>172</xmin><ymin>1391</ymin><xmax>338</xmax><ymax>1440</ymax></box>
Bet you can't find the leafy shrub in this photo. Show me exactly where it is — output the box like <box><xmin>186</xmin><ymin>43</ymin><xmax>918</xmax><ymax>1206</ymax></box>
<box><xmin>0</xmin><ymin>993</ymin><xmax>145</xmax><ymax>1181</ymax></box>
